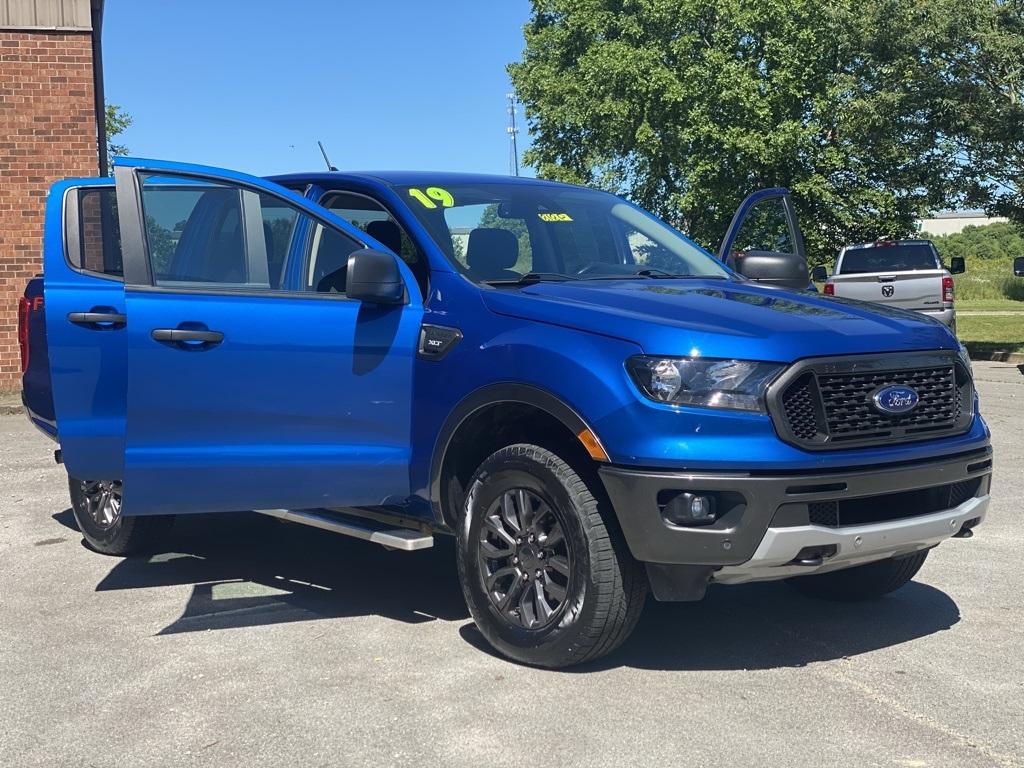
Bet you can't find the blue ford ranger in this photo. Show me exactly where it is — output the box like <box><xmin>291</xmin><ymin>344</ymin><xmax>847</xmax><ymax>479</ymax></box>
<box><xmin>19</xmin><ymin>158</ymin><xmax>992</xmax><ymax>668</ymax></box>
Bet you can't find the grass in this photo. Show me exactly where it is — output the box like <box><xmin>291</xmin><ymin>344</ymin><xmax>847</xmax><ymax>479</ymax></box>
<box><xmin>957</xmin><ymin>298</ymin><xmax>1024</xmax><ymax>312</ymax></box>
<box><xmin>957</xmin><ymin>313</ymin><xmax>1024</xmax><ymax>354</ymax></box>
<box><xmin>953</xmin><ymin>260</ymin><xmax>1024</xmax><ymax>302</ymax></box>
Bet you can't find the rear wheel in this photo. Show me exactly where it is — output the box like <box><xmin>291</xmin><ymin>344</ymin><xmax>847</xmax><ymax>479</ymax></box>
<box><xmin>68</xmin><ymin>475</ymin><xmax>174</xmax><ymax>556</ymax></box>
<box><xmin>456</xmin><ymin>444</ymin><xmax>646</xmax><ymax>668</ymax></box>
<box><xmin>787</xmin><ymin>550</ymin><xmax>929</xmax><ymax>601</ymax></box>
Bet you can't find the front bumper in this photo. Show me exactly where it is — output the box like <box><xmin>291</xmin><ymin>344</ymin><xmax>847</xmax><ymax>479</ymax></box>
<box><xmin>714</xmin><ymin>494</ymin><xmax>988</xmax><ymax>584</ymax></box>
<box><xmin>599</xmin><ymin>445</ymin><xmax>992</xmax><ymax>568</ymax></box>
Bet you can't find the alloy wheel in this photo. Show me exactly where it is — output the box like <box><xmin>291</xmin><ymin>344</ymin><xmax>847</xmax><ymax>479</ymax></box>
<box><xmin>477</xmin><ymin>487</ymin><xmax>572</xmax><ymax>630</ymax></box>
<box><xmin>80</xmin><ymin>480</ymin><xmax>123</xmax><ymax>530</ymax></box>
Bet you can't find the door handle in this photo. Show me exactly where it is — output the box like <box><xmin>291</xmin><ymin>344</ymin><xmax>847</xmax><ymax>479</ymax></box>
<box><xmin>68</xmin><ymin>311</ymin><xmax>127</xmax><ymax>327</ymax></box>
<box><xmin>151</xmin><ymin>328</ymin><xmax>224</xmax><ymax>345</ymax></box>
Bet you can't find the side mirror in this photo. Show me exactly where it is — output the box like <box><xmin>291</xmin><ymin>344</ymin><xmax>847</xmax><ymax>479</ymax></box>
<box><xmin>346</xmin><ymin>248</ymin><xmax>406</xmax><ymax>305</ymax></box>
<box><xmin>729</xmin><ymin>250</ymin><xmax>810</xmax><ymax>290</ymax></box>
<box><xmin>1014</xmin><ymin>256</ymin><xmax>1024</xmax><ymax>277</ymax></box>
<box><xmin>949</xmin><ymin>256</ymin><xmax>965</xmax><ymax>275</ymax></box>
<box><xmin>810</xmin><ymin>265</ymin><xmax>829</xmax><ymax>283</ymax></box>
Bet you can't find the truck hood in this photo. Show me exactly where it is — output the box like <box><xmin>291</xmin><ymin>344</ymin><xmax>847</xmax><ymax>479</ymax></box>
<box><xmin>481</xmin><ymin>278</ymin><xmax>957</xmax><ymax>362</ymax></box>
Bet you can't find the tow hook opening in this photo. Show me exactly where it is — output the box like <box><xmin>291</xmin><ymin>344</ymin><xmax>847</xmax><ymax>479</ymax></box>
<box><xmin>953</xmin><ymin>517</ymin><xmax>981</xmax><ymax>539</ymax></box>
<box><xmin>790</xmin><ymin>544</ymin><xmax>838</xmax><ymax>567</ymax></box>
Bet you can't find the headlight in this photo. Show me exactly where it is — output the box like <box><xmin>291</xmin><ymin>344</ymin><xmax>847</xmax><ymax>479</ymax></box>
<box><xmin>627</xmin><ymin>356</ymin><xmax>784</xmax><ymax>412</ymax></box>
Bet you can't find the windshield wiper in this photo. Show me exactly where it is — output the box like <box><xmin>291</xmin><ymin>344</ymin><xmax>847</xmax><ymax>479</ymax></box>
<box><xmin>582</xmin><ymin>269</ymin><xmax>730</xmax><ymax>281</ymax></box>
<box><xmin>635</xmin><ymin>269</ymin><xmax>731</xmax><ymax>279</ymax></box>
<box><xmin>483</xmin><ymin>272</ymin><xmax>579</xmax><ymax>286</ymax></box>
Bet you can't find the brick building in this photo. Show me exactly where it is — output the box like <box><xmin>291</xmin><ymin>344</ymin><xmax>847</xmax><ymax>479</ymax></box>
<box><xmin>0</xmin><ymin>0</ymin><xmax>105</xmax><ymax>391</ymax></box>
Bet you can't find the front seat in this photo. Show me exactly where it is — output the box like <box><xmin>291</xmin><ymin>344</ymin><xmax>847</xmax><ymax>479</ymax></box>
<box><xmin>466</xmin><ymin>228</ymin><xmax>520</xmax><ymax>281</ymax></box>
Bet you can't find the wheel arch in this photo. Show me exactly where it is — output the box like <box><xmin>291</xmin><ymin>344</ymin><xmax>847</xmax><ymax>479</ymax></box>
<box><xmin>429</xmin><ymin>383</ymin><xmax>608</xmax><ymax>528</ymax></box>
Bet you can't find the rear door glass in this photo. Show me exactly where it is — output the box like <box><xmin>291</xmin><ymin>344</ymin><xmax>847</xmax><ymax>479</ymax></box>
<box><xmin>73</xmin><ymin>187</ymin><xmax>123</xmax><ymax>279</ymax></box>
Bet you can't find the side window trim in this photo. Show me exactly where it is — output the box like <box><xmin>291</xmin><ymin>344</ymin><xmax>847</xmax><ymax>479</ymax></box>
<box><xmin>240</xmin><ymin>189</ymin><xmax>270</xmax><ymax>287</ymax></box>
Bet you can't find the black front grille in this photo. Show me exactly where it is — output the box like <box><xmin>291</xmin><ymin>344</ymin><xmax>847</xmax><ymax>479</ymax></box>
<box><xmin>770</xmin><ymin>353</ymin><xmax>973</xmax><ymax>450</ymax></box>
<box><xmin>803</xmin><ymin>476</ymin><xmax>982</xmax><ymax>528</ymax></box>
<box><xmin>781</xmin><ymin>375</ymin><xmax>823</xmax><ymax>442</ymax></box>
<box><xmin>818</xmin><ymin>366</ymin><xmax>955</xmax><ymax>438</ymax></box>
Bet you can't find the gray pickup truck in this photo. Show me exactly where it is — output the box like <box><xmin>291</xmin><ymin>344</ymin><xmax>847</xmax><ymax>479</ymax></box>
<box><xmin>813</xmin><ymin>240</ymin><xmax>965</xmax><ymax>331</ymax></box>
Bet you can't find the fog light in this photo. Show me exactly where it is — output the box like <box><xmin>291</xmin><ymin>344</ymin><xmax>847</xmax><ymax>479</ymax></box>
<box><xmin>661</xmin><ymin>492</ymin><xmax>717</xmax><ymax>527</ymax></box>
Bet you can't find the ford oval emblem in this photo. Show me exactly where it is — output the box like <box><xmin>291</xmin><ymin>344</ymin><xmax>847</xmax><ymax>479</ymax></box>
<box><xmin>872</xmin><ymin>384</ymin><xmax>919</xmax><ymax>415</ymax></box>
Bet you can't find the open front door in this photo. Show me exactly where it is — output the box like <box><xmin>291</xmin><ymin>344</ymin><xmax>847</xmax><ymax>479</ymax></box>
<box><xmin>718</xmin><ymin>188</ymin><xmax>810</xmax><ymax>290</ymax></box>
<box><xmin>44</xmin><ymin>179</ymin><xmax>128</xmax><ymax>482</ymax></box>
<box><xmin>112</xmin><ymin>158</ymin><xmax>424</xmax><ymax>516</ymax></box>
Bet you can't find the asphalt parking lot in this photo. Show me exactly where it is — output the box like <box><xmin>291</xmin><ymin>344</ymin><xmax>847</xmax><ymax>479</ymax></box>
<box><xmin>1</xmin><ymin>361</ymin><xmax>1021</xmax><ymax>768</ymax></box>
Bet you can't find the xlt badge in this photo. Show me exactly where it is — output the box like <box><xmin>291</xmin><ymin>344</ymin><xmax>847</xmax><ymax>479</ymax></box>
<box><xmin>418</xmin><ymin>324</ymin><xmax>463</xmax><ymax>360</ymax></box>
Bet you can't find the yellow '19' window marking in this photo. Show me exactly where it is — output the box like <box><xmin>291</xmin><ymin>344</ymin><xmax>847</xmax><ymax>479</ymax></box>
<box><xmin>408</xmin><ymin>187</ymin><xmax>455</xmax><ymax>209</ymax></box>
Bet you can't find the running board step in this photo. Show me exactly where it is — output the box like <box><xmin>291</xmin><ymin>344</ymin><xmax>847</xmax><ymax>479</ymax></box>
<box><xmin>257</xmin><ymin>508</ymin><xmax>433</xmax><ymax>551</ymax></box>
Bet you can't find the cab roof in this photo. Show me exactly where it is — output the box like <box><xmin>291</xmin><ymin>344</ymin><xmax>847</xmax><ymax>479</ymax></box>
<box><xmin>266</xmin><ymin>170</ymin><xmax>580</xmax><ymax>190</ymax></box>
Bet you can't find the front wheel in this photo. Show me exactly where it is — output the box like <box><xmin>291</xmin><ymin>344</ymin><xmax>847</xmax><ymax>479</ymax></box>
<box><xmin>68</xmin><ymin>475</ymin><xmax>174</xmax><ymax>556</ymax></box>
<box><xmin>456</xmin><ymin>444</ymin><xmax>646</xmax><ymax>668</ymax></box>
<box><xmin>787</xmin><ymin>550</ymin><xmax>929</xmax><ymax>601</ymax></box>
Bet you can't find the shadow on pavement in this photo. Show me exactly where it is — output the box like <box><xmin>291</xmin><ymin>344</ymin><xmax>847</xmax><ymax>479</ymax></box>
<box><xmin>462</xmin><ymin>577</ymin><xmax>960</xmax><ymax>672</ymax></box>
<box><xmin>53</xmin><ymin>509</ymin><xmax>959</xmax><ymax>671</ymax></box>
<box><xmin>54</xmin><ymin>510</ymin><xmax>469</xmax><ymax>634</ymax></box>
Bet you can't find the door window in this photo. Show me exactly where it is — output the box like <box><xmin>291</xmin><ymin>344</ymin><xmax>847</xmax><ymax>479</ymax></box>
<box><xmin>72</xmin><ymin>187</ymin><xmax>123</xmax><ymax>279</ymax></box>
<box><xmin>730</xmin><ymin>197</ymin><xmax>795</xmax><ymax>255</ymax></box>
<box><xmin>137</xmin><ymin>174</ymin><xmax>357</xmax><ymax>291</ymax></box>
<box><xmin>319</xmin><ymin>192</ymin><xmax>426</xmax><ymax>295</ymax></box>
<box><xmin>305</xmin><ymin>222</ymin><xmax>362</xmax><ymax>294</ymax></box>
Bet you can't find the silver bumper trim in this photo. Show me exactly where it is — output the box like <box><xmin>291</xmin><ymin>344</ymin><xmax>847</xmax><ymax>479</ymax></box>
<box><xmin>713</xmin><ymin>494</ymin><xmax>989</xmax><ymax>584</ymax></box>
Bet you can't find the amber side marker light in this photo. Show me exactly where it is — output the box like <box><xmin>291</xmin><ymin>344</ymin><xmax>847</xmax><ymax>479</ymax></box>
<box><xmin>577</xmin><ymin>428</ymin><xmax>610</xmax><ymax>462</ymax></box>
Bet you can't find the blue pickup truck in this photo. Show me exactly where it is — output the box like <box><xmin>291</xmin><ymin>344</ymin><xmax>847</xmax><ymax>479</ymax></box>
<box><xmin>18</xmin><ymin>158</ymin><xmax>991</xmax><ymax>668</ymax></box>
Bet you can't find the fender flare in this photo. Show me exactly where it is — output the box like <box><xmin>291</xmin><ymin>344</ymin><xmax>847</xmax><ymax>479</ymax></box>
<box><xmin>428</xmin><ymin>383</ymin><xmax>604</xmax><ymax>524</ymax></box>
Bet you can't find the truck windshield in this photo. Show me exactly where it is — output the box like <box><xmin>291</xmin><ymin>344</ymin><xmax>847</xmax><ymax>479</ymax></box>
<box><xmin>838</xmin><ymin>244</ymin><xmax>939</xmax><ymax>274</ymax></box>
<box><xmin>394</xmin><ymin>182</ymin><xmax>731</xmax><ymax>283</ymax></box>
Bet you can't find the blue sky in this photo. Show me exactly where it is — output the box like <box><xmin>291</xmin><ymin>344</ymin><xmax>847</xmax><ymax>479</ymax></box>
<box><xmin>102</xmin><ymin>0</ymin><xmax>533</xmax><ymax>177</ymax></box>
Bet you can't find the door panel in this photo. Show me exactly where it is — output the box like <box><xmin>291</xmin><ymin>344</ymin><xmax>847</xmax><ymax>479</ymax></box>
<box><xmin>43</xmin><ymin>180</ymin><xmax>128</xmax><ymax>481</ymax></box>
<box><xmin>122</xmin><ymin>291</ymin><xmax>420</xmax><ymax>515</ymax></box>
<box><xmin>113</xmin><ymin>158</ymin><xmax>423</xmax><ymax>516</ymax></box>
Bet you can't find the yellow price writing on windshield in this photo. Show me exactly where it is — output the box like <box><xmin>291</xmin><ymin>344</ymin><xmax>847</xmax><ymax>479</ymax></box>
<box><xmin>408</xmin><ymin>187</ymin><xmax>455</xmax><ymax>209</ymax></box>
<box><xmin>539</xmin><ymin>212</ymin><xmax>573</xmax><ymax>222</ymax></box>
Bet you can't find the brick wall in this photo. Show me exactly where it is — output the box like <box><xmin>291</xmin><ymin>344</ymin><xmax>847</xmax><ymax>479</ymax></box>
<box><xmin>0</xmin><ymin>30</ymin><xmax>98</xmax><ymax>391</ymax></box>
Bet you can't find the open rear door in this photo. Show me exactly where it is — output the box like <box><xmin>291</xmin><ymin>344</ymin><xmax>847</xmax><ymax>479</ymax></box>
<box><xmin>43</xmin><ymin>178</ymin><xmax>128</xmax><ymax>482</ymax></box>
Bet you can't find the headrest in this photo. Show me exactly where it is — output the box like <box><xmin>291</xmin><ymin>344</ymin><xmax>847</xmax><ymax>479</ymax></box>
<box><xmin>367</xmin><ymin>219</ymin><xmax>402</xmax><ymax>255</ymax></box>
<box><xmin>466</xmin><ymin>228</ymin><xmax>519</xmax><ymax>273</ymax></box>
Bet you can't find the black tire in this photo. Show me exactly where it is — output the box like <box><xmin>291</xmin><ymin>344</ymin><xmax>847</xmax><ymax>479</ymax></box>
<box><xmin>787</xmin><ymin>550</ymin><xmax>929</xmax><ymax>601</ymax></box>
<box><xmin>68</xmin><ymin>475</ymin><xmax>174</xmax><ymax>556</ymax></box>
<box><xmin>456</xmin><ymin>444</ymin><xmax>646</xmax><ymax>668</ymax></box>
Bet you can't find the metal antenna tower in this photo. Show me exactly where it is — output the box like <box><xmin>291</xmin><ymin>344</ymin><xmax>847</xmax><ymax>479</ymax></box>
<box><xmin>506</xmin><ymin>92</ymin><xmax>520</xmax><ymax>177</ymax></box>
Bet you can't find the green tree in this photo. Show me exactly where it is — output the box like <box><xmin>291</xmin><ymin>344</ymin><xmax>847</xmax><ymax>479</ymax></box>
<box><xmin>105</xmin><ymin>103</ymin><xmax>132</xmax><ymax>173</ymax></box>
<box><xmin>923</xmin><ymin>221</ymin><xmax>1024</xmax><ymax>263</ymax></box>
<box><xmin>144</xmin><ymin>215</ymin><xmax>175</xmax><ymax>274</ymax></box>
<box><xmin>509</xmin><ymin>0</ymin><xmax>1020</xmax><ymax>265</ymax></box>
<box><xmin>927</xmin><ymin>0</ymin><xmax>1024</xmax><ymax>227</ymax></box>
